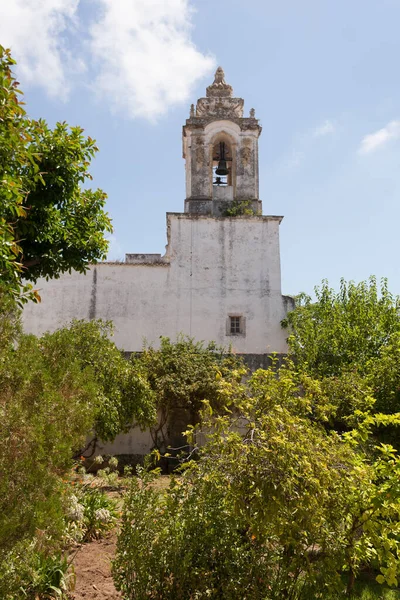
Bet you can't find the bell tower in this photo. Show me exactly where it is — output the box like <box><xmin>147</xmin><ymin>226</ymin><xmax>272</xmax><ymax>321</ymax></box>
<box><xmin>183</xmin><ymin>67</ymin><xmax>262</xmax><ymax>216</ymax></box>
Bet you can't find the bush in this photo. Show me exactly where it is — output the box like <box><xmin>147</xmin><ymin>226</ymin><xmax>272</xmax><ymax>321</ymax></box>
<box><xmin>40</xmin><ymin>319</ymin><xmax>156</xmax><ymax>442</ymax></box>
<box><xmin>113</xmin><ymin>366</ymin><xmax>400</xmax><ymax>599</ymax></box>
<box><xmin>79</xmin><ymin>488</ymin><xmax>118</xmax><ymax>541</ymax></box>
<box><xmin>0</xmin><ymin>310</ymin><xmax>155</xmax><ymax>597</ymax></box>
<box><xmin>282</xmin><ymin>278</ymin><xmax>400</xmax><ymax>447</ymax></box>
<box><xmin>0</xmin><ymin>332</ymin><xmax>97</xmax><ymax>557</ymax></box>
<box><xmin>133</xmin><ymin>335</ymin><xmax>245</xmax><ymax>451</ymax></box>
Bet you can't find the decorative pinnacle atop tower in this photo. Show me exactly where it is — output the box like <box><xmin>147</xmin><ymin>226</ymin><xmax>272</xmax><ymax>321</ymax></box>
<box><xmin>188</xmin><ymin>66</ymin><xmax>245</xmax><ymax>119</ymax></box>
<box><xmin>183</xmin><ymin>68</ymin><xmax>262</xmax><ymax>216</ymax></box>
<box><xmin>206</xmin><ymin>66</ymin><xmax>233</xmax><ymax>98</ymax></box>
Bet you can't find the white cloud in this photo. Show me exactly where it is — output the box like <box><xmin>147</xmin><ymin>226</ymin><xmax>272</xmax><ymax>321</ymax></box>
<box><xmin>1</xmin><ymin>0</ymin><xmax>216</xmax><ymax>120</ymax></box>
<box><xmin>89</xmin><ymin>0</ymin><xmax>216</xmax><ymax>121</ymax></box>
<box><xmin>0</xmin><ymin>0</ymin><xmax>82</xmax><ymax>98</ymax></box>
<box><xmin>359</xmin><ymin>120</ymin><xmax>400</xmax><ymax>154</ymax></box>
<box><xmin>313</xmin><ymin>120</ymin><xmax>335</xmax><ymax>137</ymax></box>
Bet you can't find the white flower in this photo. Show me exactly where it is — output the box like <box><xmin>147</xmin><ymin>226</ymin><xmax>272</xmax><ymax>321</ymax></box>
<box><xmin>94</xmin><ymin>508</ymin><xmax>112</xmax><ymax>523</ymax></box>
<box><xmin>94</xmin><ymin>455</ymin><xmax>104</xmax><ymax>465</ymax></box>
<box><xmin>67</xmin><ymin>496</ymin><xmax>84</xmax><ymax>522</ymax></box>
<box><xmin>109</xmin><ymin>456</ymin><xmax>118</xmax><ymax>470</ymax></box>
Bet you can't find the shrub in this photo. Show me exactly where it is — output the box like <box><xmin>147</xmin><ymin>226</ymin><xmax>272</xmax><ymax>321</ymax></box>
<box><xmin>224</xmin><ymin>199</ymin><xmax>254</xmax><ymax>216</ymax></box>
<box><xmin>0</xmin><ymin>541</ymin><xmax>74</xmax><ymax>600</ymax></box>
<box><xmin>0</xmin><ymin>332</ymin><xmax>97</xmax><ymax>557</ymax></box>
<box><xmin>113</xmin><ymin>366</ymin><xmax>400</xmax><ymax>599</ymax></box>
<box><xmin>79</xmin><ymin>488</ymin><xmax>118</xmax><ymax>541</ymax></box>
<box><xmin>0</xmin><ymin>312</ymin><xmax>155</xmax><ymax>597</ymax></box>
<box><xmin>133</xmin><ymin>335</ymin><xmax>245</xmax><ymax>451</ymax></box>
<box><xmin>40</xmin><ymin>319</ymin><xmax>156</xmax><ymax>443</ymax></box>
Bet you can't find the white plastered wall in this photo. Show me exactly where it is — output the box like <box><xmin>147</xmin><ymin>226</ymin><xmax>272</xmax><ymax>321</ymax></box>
<box><xmin>23</xmin><ymin>213</ymin><xmax>289</xmax><ymax>354</ymax></box>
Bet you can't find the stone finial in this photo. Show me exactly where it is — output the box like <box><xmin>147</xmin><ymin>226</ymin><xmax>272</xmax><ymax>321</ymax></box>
<box><xmin>190</xmin><ymin>103</ymin><xmax>195</xmax><ymax>117</ymax></box>
<box><xmin>206</xmin><ymin>66</ymin><xmax>233</xmax><ymax>98</ymax></box>
<box><xmin>249</xmin><ymin>108</ymin><xmax>256</xmax><ymax>118</ymax></box>
<box><xmin>214</xmin><ymin>66</ymin><xmax>226</xmax><ymax>84</ymax></box>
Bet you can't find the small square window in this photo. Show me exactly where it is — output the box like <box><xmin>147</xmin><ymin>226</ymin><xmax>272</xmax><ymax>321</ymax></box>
<box><xmin>227</xmin><ymin>315</ymin><xmax>245</xmax><ymax>336</ymax></box>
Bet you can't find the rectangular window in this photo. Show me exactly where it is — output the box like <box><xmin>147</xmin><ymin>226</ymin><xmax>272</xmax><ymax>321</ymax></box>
<box><xmin>226</xmin><ymin>315</ymin><xmax>246</xmax><ymax>337</ymax></box>
<box><xmin>229</xmin><ymin>316</ymin><xmax>243</xmax><ymax>335</ymax></box>
<box><xmin>230</xmin><ymin>316</ymin><xmax>241</xmax><ymax>335</ymax></box>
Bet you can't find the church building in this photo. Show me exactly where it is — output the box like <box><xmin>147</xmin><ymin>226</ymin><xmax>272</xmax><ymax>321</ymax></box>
<box><xmin>23</xmin><ymin>68</ymin><xmax>293</xmax><ymax>366</ymax></box>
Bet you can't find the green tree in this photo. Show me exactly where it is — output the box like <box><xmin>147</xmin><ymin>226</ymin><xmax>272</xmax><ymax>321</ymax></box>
<box><xmin>0</xmin><ymin>46</ymin><xmax>112</xmax><ymax>303</ymax></box>
<box><xmin>282</xmin><ymin>277</ymin><xmax>400</xmax><ymax>421</ymax></box>
<box><xmin>114</xmin><ymin>365</ymin><xmax>400</xmax><ymax>599</ymax></box>
<box><xmin>0</xmin><ymin>331</ymin><xmax>96</xmax><ymax>555</ymax></box>
<box><xmin>40</xmin><ymin>320</ymin><xmax>156</xmax><ymax>445</ymax></box>
<box><xmin>282</xmin><ymin>277</ymin><xmax>400</xmax><ymax>378</ymax></box>
<box><xmin>0</xmin><ymin>306</ymin><xmax>156</xmax><ymax>597</ymax></box>
<box><xmin>133</xmin><ymin>335</ymin><xmax>246</xmax><ymax>452</ymax></box>
<box><xmin>0</xmin><ymin>314</ymin><xmax>156</xmax><ymax>593</ymax></box>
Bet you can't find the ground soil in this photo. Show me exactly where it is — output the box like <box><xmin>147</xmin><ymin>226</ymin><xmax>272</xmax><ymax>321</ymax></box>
<box><xmin>69</xmin><ymin>532</ymin><xmax>121</xmax><ymax>600</ymax></box>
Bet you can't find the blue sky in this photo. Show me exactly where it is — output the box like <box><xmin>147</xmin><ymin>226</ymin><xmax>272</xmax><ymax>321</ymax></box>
<box><xmin>2</xmin><ymin>0</ymin><xmax>400</xmax><ymax>296</ymax></box>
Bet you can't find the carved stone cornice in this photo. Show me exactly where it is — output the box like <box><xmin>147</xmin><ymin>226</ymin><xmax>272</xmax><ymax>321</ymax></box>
<box><xmin>184</xmin><ymin>116</ymin><xmax>261</xmax><ymax>134</ymax></box>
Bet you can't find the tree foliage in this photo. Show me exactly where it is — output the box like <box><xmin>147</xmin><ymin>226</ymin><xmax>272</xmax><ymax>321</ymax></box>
<box><xmin>42</xmin><ymin>320</ymin><xmax>156</xmax><ymax>443</ymax></box>
<box><xmin>133</xmin><ymin>335</ymin><xmax>246</xmax><ymax>451</ymax></box>
<box><xmin>0</xmin><ymin>46</ymin><xmax>112</xmax><ymax>303</ymax></box>
<box><xmin>0</xmin><ymin>330</ymin><xmax>96</xmax><ymax>555</ymax></box>
<box><xmin>114</xmin><ymin>365</ymin><xmax>400</xmax><ymax>599</ymax></box>
<box><xmin>0</xmin><ymin>309</ymin><xmax>155</xmax><ymax>565</ymax></box>
<box><xmin>282</xmin><ymin>277</ymin><xmax>400</xmax><ymax>427</ymax></box>
<box><xmin>282</xmin><ymin>277</ymin><xmax>400</xmax><ymax>378</ymax></box>
<box><xmin>112</xmin><ymin>280</ymin><xmax>400</xmax><ymax>597</ymax></box>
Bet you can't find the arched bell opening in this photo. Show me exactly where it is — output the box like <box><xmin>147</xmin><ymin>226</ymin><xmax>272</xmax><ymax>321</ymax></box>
<box><xmin>212</xmin><ymin>140</ymin><xmax>233</xmax><ymax>187</ymax></box>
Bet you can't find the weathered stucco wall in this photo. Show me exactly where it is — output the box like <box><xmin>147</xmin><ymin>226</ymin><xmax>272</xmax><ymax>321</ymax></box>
<box><xmin>23</xmin><ymin>213</ymin><xmax>292</xmax><ymax>355</ymax></box>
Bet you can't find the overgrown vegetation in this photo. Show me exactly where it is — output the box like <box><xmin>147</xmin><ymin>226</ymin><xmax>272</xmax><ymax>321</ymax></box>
<box><xmin>133</xmin><ymin>335</ymin><xmax>245</xmax><ymax>452</ymax></box>
<box><xmin>114</xmin><ymin>363</ymin><xmax>400</xmax><ymax>599</ymax></box>
<box><xmin>0</xmin><ymin>299</ymin><xmax>153</xmax><ymax>598</ymax></box>
<box><xmin>114</xmin><ymin>279</ymin><xmax>400</xmax><ymax>599</ymax></box>
<box><xmin>67</xmin><ymin>486</ymin><xmax>118</xmax><ymax>542</ymax></box>
<box><xmin>43</xmin><ymin>319</ymin><xmax>156</xmax><ymax>445</ymax></box>
<box><xmin>223</xmin><ymin>199</ymin><xmax>255</xmax><ymax>216</ymax></box>
<box><xmin>282</xmin><ymin>277</ymin><xmax>400</xmax><ymax>444</ymax></box>
<box><xmin>3</xmin><ymin>51</ymin><xmax>400</xmax><ymax>595</ymax></box>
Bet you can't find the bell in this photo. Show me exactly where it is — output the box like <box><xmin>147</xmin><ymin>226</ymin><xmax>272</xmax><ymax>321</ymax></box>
<box><xmin>216</xmin><ymin>159</ymin><xmax>229</xmax><ymax>176</ymax></box>
<box><xmin>215</xmin><ymin>141</ymin><xmax>229</xmax><ymax>176</ymax></box>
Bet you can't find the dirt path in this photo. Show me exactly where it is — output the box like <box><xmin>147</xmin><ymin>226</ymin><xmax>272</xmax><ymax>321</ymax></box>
<box><xmin>68</xmin><ymin>479</ymin><xmax>170</xmax><ymax>599</ymax></box>
<box><xmin>70</xmin><ymin>532</ymin><xmax>121</xmax><ymax>600</ymax></box>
